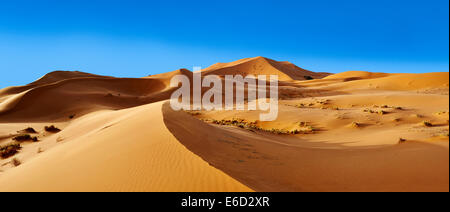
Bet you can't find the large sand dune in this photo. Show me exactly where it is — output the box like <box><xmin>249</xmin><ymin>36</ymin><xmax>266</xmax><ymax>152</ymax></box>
<box><xmin>202</xmin><ymin>56</ymin><xmax>330</xmax><ymax>81</ymax></box>
<box><xmin>0</xmin><ymin>57</ymin><xmax>448</xmax><ymax>192</ymax></box>
<box><xmin>0</xmin><ymin>102</ymin><xmax>251</xmax><ymax>191</ymax></box>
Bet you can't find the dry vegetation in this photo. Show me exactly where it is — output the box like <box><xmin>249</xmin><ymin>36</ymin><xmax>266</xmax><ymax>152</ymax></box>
<box><xmin>21</xmin><ymin>127</ymin><xmax>37</xmax><ymax>134</ymax></box>
<box><xmin>0</xmin><ymin>143</ymin><xmax>21</xmax><ymax>159</ymax></box>
<box><xmin>398</xmin><ymin>138</ymin><xmax>407</xmax><ymax>144</ymax></box>
<box><xmin>12</xmin><ymin>134</ymin><xmax>38</xmax><ymax>142</ymax></box>
<box><xmin>44</xmin><ymin>125</ymin><xmax>61</xmax><ymax>133</ymax></box>
<box><xmin>11</xmin><ymin>158</ymin><xmax>21</xmax><ymax>167</ymax></box>
<box><xmin>206</xmin><ymin>118</ymin><xmax>316</xmax><ymax>135</ymax></box>
<box><xmin>421</xmin><ymin>121</ymin><xmax>433</xmax><ymax>127</ymax></box>
<box><xmin>363</xmin><ymin>108</ymin><xmax>388</xmax><ymax>115</ymax></box>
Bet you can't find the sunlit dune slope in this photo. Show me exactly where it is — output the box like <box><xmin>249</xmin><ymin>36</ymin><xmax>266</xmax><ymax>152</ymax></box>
<box><xmin>317</xmin><ymin>71</ymin><xmax>449</xmax><ymax>91</ymax></box>
<box><xmin>0</xmin><ymin>101</ymin><xmax>252</xmax><ymax>192</ymax></box>
<box><xmin>201</xmin><ymin>56</ymin><xmax>330</xmax><ymax>81</ymax></box>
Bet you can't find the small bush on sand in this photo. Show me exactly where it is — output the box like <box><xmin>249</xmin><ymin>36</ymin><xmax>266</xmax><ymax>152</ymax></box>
<box><xmin>421</xmin><ymin>121</ymin><xmax>433</xmax><ymax>127</ymax></box>
<box><xmin>304</xmin><ymin>76</ymin><xmax>314</xmax><ymax>80</ymax></box>
<box><xmin>210</xmin><ymin>118</ymin><xmax>314</xmax><ymax>135</ymax></box>
<box><xmin>413</xmin><ymin>114</ymin><xmax>423</xmax><ymax>118</ymax></box>
<box><xmin>187</xmin><ymin>111</ymin><xmax>202</xmax><ymax>116</ymax></box>
<box><xmin>12</xmin><ymin>158</ymin><xmax>21</xmax><ymax>167</ymax></box>
<box><xmin>398</xmin><ymin>138</ymin><xmax>407</xmax><ymax>144</ymax></box>
<box><xmin>0</xmin><ymin>143</ymin><xmax>21</xmax><ymax>159</ymax></box>
<box><xmin>350</xmin><ymin>122</ymin><xmax>361</xmax><ymax>128</ymax></box>
<box><xmin>23</xmin><ymin>127</ymin><xmax>37</xmax><ymax>134</ymax></box>
<box><xmin>45</xmin><ymin>125</ymin><xmax>61</xmax><ymax>133</ymax></box>
<box><xmin>13</xmin><ymin>134</ymin><xmax>38</xmax><ymax>142</ymax></box>
<box><xmin>378</xmin><ymin>110</ymin><xmax>387</xmax><ymax>115</ymax></box>
<box><xmin>364</xmin><ymin>109</ymin><xmax>375</xmax><ymax>113</ymax></box>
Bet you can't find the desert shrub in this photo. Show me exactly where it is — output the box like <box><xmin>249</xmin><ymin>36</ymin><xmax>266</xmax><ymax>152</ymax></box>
<box><xmin>299</xmin><ymin>122</ymin><xmax>308</xmax><ymax>127</ymax></box>
<box><xmin>421</xmin><ymin>121</ymin><xmax>433</xmax><ymax>127</ymax></box>
<box><xmin>45</xmin><ymin>125</ymin><xmax>61</xmax><ymax>133</ymax></box>
<box><xmin>435</xmin><ymin>111</ymin><xmax>449</xmax><ymax>116</ymax></box>
<box><xmin>364</xmin><ymin>109</ymin><xmax>375</xmax><ymax>113</ymax></box>
<box><xmin>378</xmin><ymin>110</ymin><xmax>387</xmax><ymax>115</ymax></box>
<box><xmin>0</xmin><ymin>143</ymin><xmax>21</xmax><ymax>159</ymax></box>
<box><xmin>398</xmin><ymin>138</ymin><xmax>407</xmax><ymax>144</ymax></box>
<box><xmin>12</xmin><ymin>158</ymin><xmax>21</xmax><ymax>167</ymax></box>
<box><xmin>23</xmin><ymin>127</ymin><xmax>37</xmax><ymax>133</ymax></box>
<box><xmin>350</xmin><ymin>122</ymin><xmax>361</xmax><ymax>128</ymax></box>
<box><xmin>413</xmin><ymin>114</ymin><xmax>423</xmax><ymax>118</ymax></box>
<box><xmin>13</xmin><ymin>134</ymin><xmax>38</xmax><ymax>142</ymax></box>
<box><xmin>304</xmin><ymin>76</ymin><xmax>314</xmax><ymax>80</ymax></box>
<box><xmin>69</xmin><ymin>114</ymin><xmax>76</xmax><ymax>119</ymax></box>
<box><xmin>364</xmin><ymin>108</ymin><xmax>388</xmax><ymax>115</ymax></box>
<box><xmin>187</xmin><ymin>111</ymin><xmax>202</xmax><ymax>116</ymax></box>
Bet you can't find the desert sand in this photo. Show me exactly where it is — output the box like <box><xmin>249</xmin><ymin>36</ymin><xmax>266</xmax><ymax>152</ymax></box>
<box><xmin>0</xmin><ymin>56</ymin><xmax>448</xmax><ymax>192</ymax></box>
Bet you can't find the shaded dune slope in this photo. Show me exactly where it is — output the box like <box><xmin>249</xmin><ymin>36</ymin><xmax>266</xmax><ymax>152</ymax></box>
<box><xmin>0</xmin><ymin>74</ymin><xmax>171</xmax><ymax>122</ymax></box>
<box><xmin>162</xmin><ymin>102</ymin><xmax>449</xmax><ymax>192</ymax></box>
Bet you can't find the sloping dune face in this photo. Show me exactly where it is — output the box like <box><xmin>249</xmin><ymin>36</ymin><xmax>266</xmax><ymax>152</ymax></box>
<box><xmin>164</xmin><ymin>70</ymin><xmax>448</xmax><ymax>191</ymax></box>
<box><xmin>323</xmin><ymin>71</ymin><xmax>449</xmax><ymax>91</ymax></box>
<box><xmin>0</xmin><ymin>72</ymin><xmax>170</xmax><ymax>122</ymax></box>
<box><xmin>0</xmin><ymin>71</ymin><xmax>110</xmax><ymax>98</ymax></box>
<box><xmin>0</xmin><ymin>102</ymin><xmax>251</xmax><ymax>192</ymax></box>
<box><xmin>201</xmin><ymin>56</ymin><xmax>330</xmax><ymax>81</ymax></box>
<box><xmin>0</xmin><ymin>58</ymin><xmax>448</xmax><ymax>192</ymax></box>
<box><xmin>162</xmin><ymin>103</ymin><xmax>448</xmax><ymax>192</ymax></box>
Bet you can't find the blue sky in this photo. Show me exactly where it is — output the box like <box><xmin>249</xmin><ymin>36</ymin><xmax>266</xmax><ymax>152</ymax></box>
<box><xmin>0</xmin><ymin>0</ymin><xmax>448</xmax><ymax>88</ymax></box>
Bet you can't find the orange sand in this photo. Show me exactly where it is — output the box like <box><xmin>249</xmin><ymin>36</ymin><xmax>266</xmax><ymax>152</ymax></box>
<box><xmin>0</xmin><ymin>57</ymin><xmax>448</xmax><ymax>191</ymax></box>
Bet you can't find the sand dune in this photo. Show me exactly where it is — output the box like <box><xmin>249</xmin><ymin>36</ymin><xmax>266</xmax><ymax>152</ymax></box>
<box><xmin>163</xmin><ymin>102</ymin><xmax>448</xmax><ymax>191</ymax></box>
<box><xmin>0</xmin><ymin>57</ymin><xmax>448</xmax><ymax>192</ymax></box>
<box><xmin>323</xmin><ymin>71</ymin><xmax>392</xmax><ymax>80</ymax></box>
<box><xmin>0</xmin><ymin>77</ymin><xmax>170</xmax><ymax>122</ymax></box>
<box><xmin>202</xmin><ymin>56</ymin><xmax>330</xmax><ymax>81</ymax></box>
<box><xmin>0</xmin><ymin>71</ymin><xmax>111</xmax><ymax>98</ymax></box>
<box><xmin>326</xmin><ymin>72</ymin><xmax>449</xmax><ymax>91</ymax></box>
<box><xmin>0</xmin><ymin>102</ymin><xmax>251</xmax><ymax>192</ymax></box>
